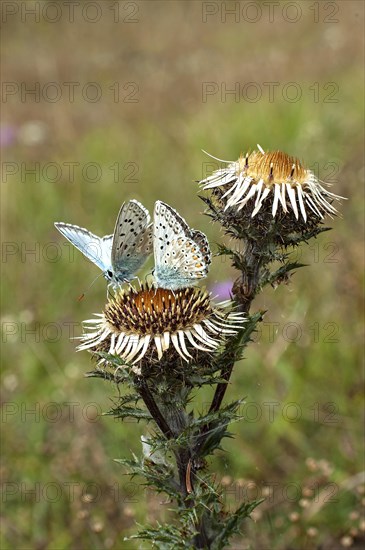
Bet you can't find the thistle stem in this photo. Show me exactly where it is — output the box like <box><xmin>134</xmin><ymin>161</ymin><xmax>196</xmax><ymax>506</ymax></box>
<box><xmin>201</xmin><ymin>249</ymin><xmax>260</xmax><ymax>442</ymax></box>
<box><xmin>207</xmin><ymin>294</ymin><xmax>254</xmax><ymax>417</ymax></box>
<box><xmin>208</xmin><ymin>362</ymin><xmax>234</xmax><ymax>415</ymax></box>
<box><xmin>138</xmin><ymin>379</ymin><xmax>195</xmax><ymax>502</ymax></box>
<box><xmin>137</xmin><ymin>378</ymin><xmax>175</xmax><ymax>439</ymax></box>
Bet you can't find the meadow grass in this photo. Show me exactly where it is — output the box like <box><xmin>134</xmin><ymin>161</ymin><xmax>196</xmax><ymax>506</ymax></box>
<box><xmin>1</xmin><ymin>2</ymin><xmax>364</xmax><ymax>548</ymax></box>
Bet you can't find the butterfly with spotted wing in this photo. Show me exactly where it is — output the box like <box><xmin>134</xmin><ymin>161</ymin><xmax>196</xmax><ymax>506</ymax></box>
<box><xmin>153</xmin><ymin>201</ymin><xmax>211</xmax><ymax>290</ymax></box>
<box><xmin>55</xmin><ymin>200</ymin><xmax>152</xmax><ymax>288</ymax></box>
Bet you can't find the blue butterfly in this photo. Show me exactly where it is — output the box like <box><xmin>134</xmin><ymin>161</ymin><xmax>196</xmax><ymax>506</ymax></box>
<box><xmin>55</xmin><ymin>200</ymin><xmax>152</xmax><ymax>287</ymax></box>
<box><xmin>153</xmin><ymin>201</ymin><xmax>211</xmax><ymax>290</ymax></box>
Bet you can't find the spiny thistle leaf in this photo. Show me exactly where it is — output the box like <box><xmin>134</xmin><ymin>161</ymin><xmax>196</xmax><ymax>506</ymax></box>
<box><xmin>192</xmin><ymin>399</ymin><xmax>245</xmax><ymax>430</ymax></box>
<box><xmin>115</xmin><ymin>456</ymin><xmax>178</xmax><ymax>495</ymax></box>
<box><xmin>211</xmin><ymin>498</ymin><xmax>265</xmax><ymax>549</ymax></box>
<box><xmin>215</xmin><ymin>243</ymin><xmax>247</xmax><ymax>272</ymax></box>
<box><xmin>262</xmin><ymin>261</ymin><xmax>307</xmax><ymax>288</ymax></box>
<box><xmin>115</xmin><ymin>392</ymin><xmax>141</xmax><ymax>406</ymax></box>
<box><xmin>127</xmin><ymin>522</ymin><xmax>195</xmax><ymax>548</ymax></box>
<box><xmin>84</xmin><ymin>367</ymin><xmax>124</xmax><ymax>383</ymax></box>
<box><xmin>213</xmin><ymin>312</ymin><xmax>263</xmax><ymax>367</ymax></box>
<box><xmin>195</xmin><ymin>421</ymin><xmax>233</xmax><ymax>457</ymax></box>
<box><xmin>104</xmin><ymin>405</ymin><xmax>152</xmax><ymax>421</ymax></box>
<box><xmin>285</xmin><ymin>225</ymin><xmax>331</xmax><ymax>245</ymax></box>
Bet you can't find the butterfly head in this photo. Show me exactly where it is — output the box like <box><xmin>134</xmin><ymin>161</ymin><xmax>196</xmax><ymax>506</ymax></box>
<box><xmin>104</xmin><ymin>268</ymin><xmax>135</xmax><ymax>287</ymax></box>
<box><xmin>104</xmin><ymin>269</ymin><xmax>115</xmax><ymax>282</ymax></box>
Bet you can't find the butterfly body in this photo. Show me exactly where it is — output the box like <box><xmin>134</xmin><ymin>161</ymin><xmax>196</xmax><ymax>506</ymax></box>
<box><xmin>153</xmin><ymin>201</ymin><xmax>211</xmax><ymax>290</ymax></box>
<box><xmin>55</xmin><ymin>200</ymin><xmax>152</xmax><ymax>288</ymax></box>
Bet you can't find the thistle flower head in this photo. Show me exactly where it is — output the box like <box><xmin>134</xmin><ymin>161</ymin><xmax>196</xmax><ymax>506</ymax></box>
<box><xmin>78</xmin><ymin>284</ymin><xmax>244</xmax><ymax>371</ymax></box>
<box><xmin>200</xmin><ymin>148</ymin><xmax>344</xmax><ymax>223</ymax></box>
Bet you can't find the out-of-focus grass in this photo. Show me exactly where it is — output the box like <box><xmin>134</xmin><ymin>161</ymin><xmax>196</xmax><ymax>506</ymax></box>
<box><xmin>1</xmin><ymin>2</ymin><xmax>364</xmax><ymax>548</ymax></box>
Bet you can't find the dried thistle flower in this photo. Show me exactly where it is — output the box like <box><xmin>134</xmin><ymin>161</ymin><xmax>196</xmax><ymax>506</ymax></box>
<box><xmin>200</xmin><ymin>147</ymin><xmax>344</xmax><ymax>223</ymax></box>
<box><xmin>78</xmin><ymin>284</ymin><xmax>244</xmax><ymax>368</ymax></box>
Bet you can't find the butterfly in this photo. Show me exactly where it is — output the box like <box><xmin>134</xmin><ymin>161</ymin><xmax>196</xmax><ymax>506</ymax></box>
<box><xmin>153</xmin><ymin>201</ymin><xmax>211</xmax><ymax>290</ymax></box>
<box><xmin>54</xmin><ymin>200</ymin><xmax>153</xmax><ymax>287</ymax></box>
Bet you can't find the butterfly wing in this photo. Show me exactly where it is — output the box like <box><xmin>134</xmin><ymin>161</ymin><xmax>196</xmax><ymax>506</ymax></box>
<box><xmin>153</xmin><ymin>201</ymin><xmax>210</xmax><ymax>290</ymax></box>
<box><xmin>160</xmin><ymin>204</ymin><xmax>211</xmax><ymax>267</ymax></box>
<box><xmin>161</xmin><ymin>202</ymin><xmax>191</xmax><ymax>234</ymax></box>
<box><xmin>191</xmin><ymin>229</ymin><xmax>212</xmax><ymax>268</ymax></box>
<box><xmin>54</xmin><ymin>223</ymin><xmax>112</xmax><ymax>272</ymax></box>
<box><xmin>111</xmin><ymin>200</ymin><xmax>153</xmax><ymax>282</ymax></box>
<box><xmin>157</xmin><ymin>204</ymin><xmax>212</xmax><ymax>268</ymax></box>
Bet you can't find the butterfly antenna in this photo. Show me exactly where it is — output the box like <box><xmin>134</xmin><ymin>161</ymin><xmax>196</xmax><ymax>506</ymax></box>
<box><xmin>78</xmin><ymin>272</ymin><xmax>104</xmax><ymax>301</ymax></box>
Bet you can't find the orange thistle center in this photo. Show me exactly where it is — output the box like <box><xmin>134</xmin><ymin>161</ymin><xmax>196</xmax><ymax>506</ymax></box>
<box><xmin>237</xmin><ymin>150</ymin><xmax>307</xmax><ymax>188</ymax></box>
<box><xmin>133</xmin><ymin>288</ymin><xmax>179</xmax><ymax>312</ymax></box>
<box><xmin>105</xmin><ymin>285</ymin><xmax>212</xmax><ymax>335</ymax></box>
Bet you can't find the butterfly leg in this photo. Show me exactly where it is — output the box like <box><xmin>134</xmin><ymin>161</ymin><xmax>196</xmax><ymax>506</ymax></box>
<box><xmin>107</xmin><ymin>282</ymin><xmax>115</xmax><ymax>300</ymax></box>
<box><xmin>125</xmin><ymin>279</ymin><xmax>135</xmax><ymax>291</ymax></box>
<box><xmin>143</xmin><ymin>272</ymin><xmax>154</xmax><ymax>289</ymax></box>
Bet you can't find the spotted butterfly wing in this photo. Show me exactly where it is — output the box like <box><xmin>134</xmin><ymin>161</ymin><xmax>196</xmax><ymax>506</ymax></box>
<box><xmin>158</xmin><ymin>204</ymin><xmax>211</xmax><ymax>270</ymax></box>
<box><xmin>153</xmin><ymin>201</ymin><xmax>211</xmax><ymax>290</ymax></box>
<box><xmin>54</xmin><ymin>200</ymin><xmax>152</xmax><ymax>286</ymax></box>
<box><xmin>111</xmin><ymin>200</ymin><xmax>153</xmax><ymax>283</ymax></box>
<box><xmin>190</xmin><ymin>229</ymin><xmax>212</xmax><ymax>269</ymax></box>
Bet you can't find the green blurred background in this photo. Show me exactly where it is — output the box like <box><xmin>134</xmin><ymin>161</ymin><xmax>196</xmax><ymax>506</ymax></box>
<box><xmin>1</xmin><ymin>1</ymin><xmax>364</xmax><ymax>548</ymax></box>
